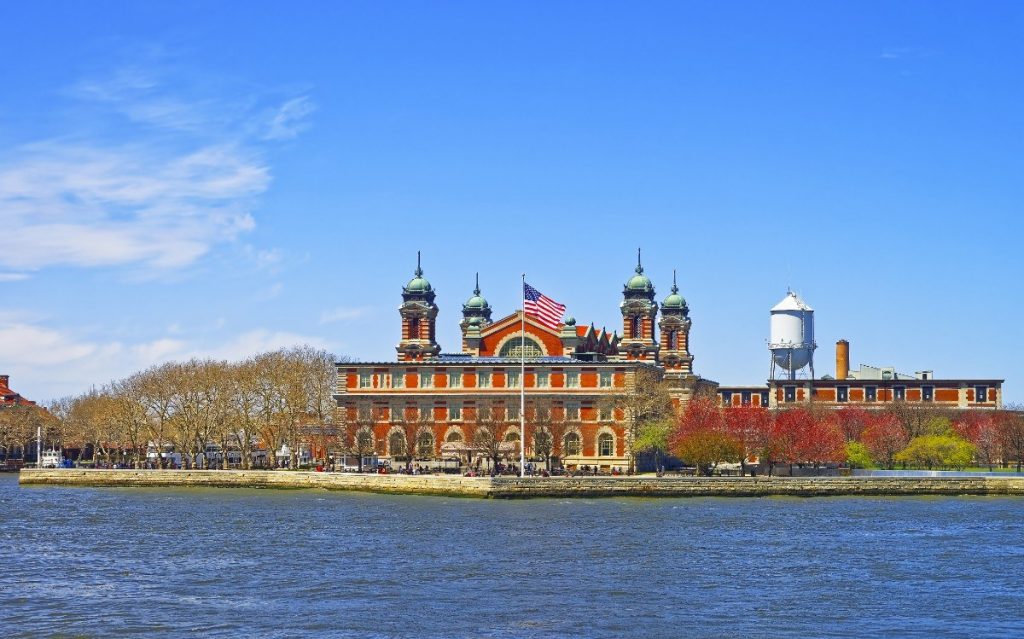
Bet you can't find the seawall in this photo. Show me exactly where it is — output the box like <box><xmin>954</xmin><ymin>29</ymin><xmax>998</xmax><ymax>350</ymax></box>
<box><xmin>18</xmin><ymin>469</ymin><xmax>1024</xmax><ymax>499</ymax></box>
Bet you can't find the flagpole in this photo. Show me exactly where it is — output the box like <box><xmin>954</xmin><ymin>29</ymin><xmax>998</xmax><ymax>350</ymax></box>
<box><xmin>520</xmin><ymin>273</ymin><xmax>527</xmax><ymax>478</ymax></box>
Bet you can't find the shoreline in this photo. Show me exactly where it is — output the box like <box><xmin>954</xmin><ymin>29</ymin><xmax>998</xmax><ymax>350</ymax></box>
<box><xmin>17</xmin><ymin>468</ymin><xmax>1024</xmax><ymax>499</ymax></box>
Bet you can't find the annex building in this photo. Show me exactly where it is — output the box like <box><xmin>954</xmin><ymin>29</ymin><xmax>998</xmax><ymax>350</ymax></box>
<box><xmin>334</xmin><ymin>256</ymin><xmax>716</xmax><ymax>471</ymax></box>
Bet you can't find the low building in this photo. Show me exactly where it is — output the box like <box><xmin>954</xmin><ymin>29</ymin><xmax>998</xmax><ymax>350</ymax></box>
<box><xmin>0</xmin><ymin>375</ymin><xmax>35</xmax><ymax>408</ymax></box>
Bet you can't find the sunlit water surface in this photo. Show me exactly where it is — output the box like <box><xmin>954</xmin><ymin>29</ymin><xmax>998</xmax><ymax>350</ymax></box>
<box><xmin>2</xmin><ymin>474</ymin><xmax>1023</xmax><ymax>638</ymax></box>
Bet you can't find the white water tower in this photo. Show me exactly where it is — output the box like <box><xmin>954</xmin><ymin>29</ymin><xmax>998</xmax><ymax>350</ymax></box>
<box><xmin>769</xmin><ymin>290</ymin><xmax>817</xmax><ymax>380</ymax></box>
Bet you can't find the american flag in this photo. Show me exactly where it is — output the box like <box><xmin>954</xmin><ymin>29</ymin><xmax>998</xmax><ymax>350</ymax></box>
<box><xmin>524</xmin><ymin>283</ymin><xmax>566</xmax><ymax>329</ymax></box>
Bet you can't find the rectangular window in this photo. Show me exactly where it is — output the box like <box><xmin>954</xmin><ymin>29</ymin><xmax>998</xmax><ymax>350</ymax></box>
<box><xmin>449</xmin><ymin>404</ymin><xmax>462</xmax><ymax>421</ymax></box>
<box><xmin>507</xmin><ymin>404</ymin><xmax>519</xmax><ymax>421</ymax></box>
<box><xmin>975</xmin><ymin>385</ymin><xmax>988</xmax><ymax>403</ymax></box>
<box><xmin>865</xmin><ymin>386</ymin><xmax>877</xmax><ymax>402</ymax></box>
<box><xmin>477</xmin><ymin>371</ymin><xmax>491</xmax><ymax>388</ymax></box>
<box><xmin>760</xmin><ymin>392</ymin><xmax>769</xmax><ymax>407</ymax></box>
<box><xmin>784</xmin><ymin>386</ymin><xmax>796</xmax><ymax>403</ymax></box>
<box><xmin>391</xmin><ymin>404</ymin><xmax>404</xmax><ymax>422</ymax></box>
<box><xmin>721</xmin><ymin>391</ymin><xmax>733</xmax><ymax>406</ymax></box>
<box><xmin>536</xmin><ymin>371</ymin><xmax>549</xmax><ymax>388</ymax></box>
<box><xmin>507</xmin><ymin>371</ymin><xmax>520</xmax><ymax>388</ymax></box>
<box><xmin>599</xmin><ymin>406</ymin><xmax>613</xmax><ymax>421</ymax></box>
<box><xmin>566</xmin><ymin>403</ymin><xmax>580</xmax><ymax>421</ymax></box>
<box><xmin>448</xmin><ymin>372</ymin><xmax>461</xmax><ymax>388</ymax></box>
<box><xmin>922</xmin><ymin>385</ymin><xmax>934</xmax><ymax>402</ymax></box>
<box><xmin>358</xmin><ymin>373</ymin><xmax>371</xmax><ymax>389</ymax></box>
<box><xmin>392</xmin><ymin>373</ymin><xmax>404</xmax><ymax>389</ymax></box>
<box><xmin>599</xmin><ymin>371</ymin><xmax>612</xmax><ymax>388</ymax></box>
<box><xmin>894</xmin><ymin>386</ymin><xmax>905</xmax><ymax>401</ymax></box>
<box><xmin>837</xmin><ymin>386</ymin><xmax>848</xmax><ymax>403</ymax></box>
<box><xmin>419</xmin><ymin>371</ymin><xmax>433</xmax><ymax>388</ymax></box>
<box><xmin>741</xmin><ymin>391</ymin><xmax>752</xmax><ymax>406</ymax></box>
<box><xmin>565</xmin><ymin>371</ymin><xmax>580</xmax><ymax>388</ymax></box>
<box><xmin>357</xmin><ymin>404</ymin><xmax>371</xmax><ymax>421</ymax></box>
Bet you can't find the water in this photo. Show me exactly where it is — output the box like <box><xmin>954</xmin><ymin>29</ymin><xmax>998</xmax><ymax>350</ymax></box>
<box><xmin>2</xmin><ymin>474</ymin><xmax>1023</xmax><ymax>638</ymax></box>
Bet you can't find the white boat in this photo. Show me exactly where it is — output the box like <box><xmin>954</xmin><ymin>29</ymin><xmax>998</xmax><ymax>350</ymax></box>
<box><xmin>40</xmin><ymin>449</ymin><xmax>63</xmax><ymax>468</ymax></box>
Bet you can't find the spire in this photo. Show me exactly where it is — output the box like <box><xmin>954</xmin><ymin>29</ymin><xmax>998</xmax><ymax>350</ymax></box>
<box><xmin>671</xmin><ymin>269</ymin><xmax>678</xmax><ymax>294</ymax></box>
<box><xmin>636</xmin><ymin>247</ymin><xmax>643</xmax><ymax>274</ymax></box>
<box><xmin>474</xmin><ymin>272</ymin><xmax>480</xmax><ymax>296</ymax></box>
<box><xmin>415</xmin><ymin>250</ymin><xmax>423</xmax><ymax>277</ymax></box>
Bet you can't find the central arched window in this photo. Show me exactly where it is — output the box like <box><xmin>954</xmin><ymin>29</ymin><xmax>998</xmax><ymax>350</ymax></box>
<box><xmin>446</xmin><ymin>431</ymin><xmax>463</xmax><ymax>443</ymax></box>
<box><xmin>416</xmin><ymin>431</ymin><xmax>435</xmax><ymax>458</ymax></box>
<box><xmin>564</xmin><ymin>432</ymin><xmax>581</xmax><ymax>456</ymax></box>
<box><xmin>389</xmin><ymin>432</ymin><xmax>406</xmax><ymax>458</ymax></box>
<box><xmin>499</xmin><ymin>336</ymin><xmax>543</xmax><ymax>358</ymax></box>
<box><xmin>598</xmin><ymin>433</ymin><xmax>614</xmax><ymax>457</ymax></box>
<box><xmin>631</xmin><ymin>316</ymin><xmax>641</xmax><ymax>339</ymax></box>
<box><xmin>667</xmin><ymin>330</ymin><xmax>678</xmax><ymax>350</ymax></box>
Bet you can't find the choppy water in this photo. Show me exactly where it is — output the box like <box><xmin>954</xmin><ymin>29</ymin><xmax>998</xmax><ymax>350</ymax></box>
<box><xmin>2</xmin><ymin>474</ymin><xmax>1023</xmax><ymax>638</ymax></box>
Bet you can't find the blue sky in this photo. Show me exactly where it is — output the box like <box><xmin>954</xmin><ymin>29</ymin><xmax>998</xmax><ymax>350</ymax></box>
<box><xmin>0</xmin><ymin>1</ymin><xmax>1021</xmax><ymax>403</ymax></box>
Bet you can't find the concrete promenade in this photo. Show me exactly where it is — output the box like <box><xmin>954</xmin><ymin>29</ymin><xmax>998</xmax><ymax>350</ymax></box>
<box><xmin>18</xmin><ymin>468</ymin><xmax>1024</xmax><ymax>498</ymax></box>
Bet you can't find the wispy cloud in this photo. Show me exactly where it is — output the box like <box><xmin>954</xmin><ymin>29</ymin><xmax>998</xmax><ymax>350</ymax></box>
<box><xmin>319</xmin><ymin>306</ymin><xmax>371</xmax><ymax>324</ymax></box>
<box><xmin>880</xmin><ymin>46</ymin><xmax>937</xmax><ymax>60</ymax></box>
<box><xmin>0</xmin><ymin>56</ymin><xmax>313</xmax><ymax>273</ymax></box>
<box><xmin>0</xmin><ymin>273</ymin><xmax>30</xmax><ymax>282</ymax></box>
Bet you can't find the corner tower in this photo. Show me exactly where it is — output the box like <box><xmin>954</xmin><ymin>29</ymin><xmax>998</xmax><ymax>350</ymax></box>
<box><xmin>397</xmin><ymin>252</ymin><xmax>441</xmax><ymax>361</ymax></box>
<box><xmin>460</xmin><ymin>273</ymin><xmax>492</xmax><ymax>355</ymax></box>
<box><xmin>658</xmin><ymin>270</ymin><xmax>693</xmax><ymax>374</ymax></box>
<box><xmin>618</xmin><ymin>249</ymin><xmax>659</xmax><ymax>361</ymax></box>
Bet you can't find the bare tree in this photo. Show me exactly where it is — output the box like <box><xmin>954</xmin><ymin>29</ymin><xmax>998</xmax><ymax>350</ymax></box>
<box><xmin>605</xmin><ymin>366</ymin><xmax>673</xmax><ymax>474</ymax></box>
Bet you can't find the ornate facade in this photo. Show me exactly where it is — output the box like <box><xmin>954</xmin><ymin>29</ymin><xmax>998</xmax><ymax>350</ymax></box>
<box><xmin>334</xmin><ymin>255</ymin><xmax>717</xmax><ymax>471</ymax></box>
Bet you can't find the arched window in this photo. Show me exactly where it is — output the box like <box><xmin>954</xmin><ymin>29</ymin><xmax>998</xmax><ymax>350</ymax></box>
<box><xmin>389</xmin><ymin>432</ymin><xmax>406</xmax><ymax>459</ymax></box>
<box><xmin>667</xmin><ymin>330</ymin><xmax>678</xmax><ymax>350</ymax></box>
<box><xmin>416</xmin><ymin>431</ymin><xmax>435</xmax><ymax>458</ymax></box>
<box><xmin>504</xmin><ymin>430</ymin><xmax>520</xmax><ymax>442</ymax></box>
<box><xmin>631</xmin><ymin>316</ymin><xmax>642</xmax><ymax>339</ymax></box>
<box><xmin>598</xmin><ymin>433</ymin><xmax>614</xmax><ymax>457</ymax></box>
<box><xmin>499</xmin><ymin>336</ymin><xmax>543</xmax><ymax>358</ymax></box>
<box><xmin>564</xmin><ymin>432</ymin><xmax>581</xmax><ymax>456</ymax></box>
<box><xmin>408</xmin><ymin>317</ymin><xmax>420</xmax><ymax>339</ymax></box>
<box><xmin>446</xmin><ymin>431</ymin><xmax>463</xmax><ymax>443</ymax></box>
<box><xmin>356</xmin><ymin>429</ymin><xmax>375</xmax><ymax>452</ymax></box>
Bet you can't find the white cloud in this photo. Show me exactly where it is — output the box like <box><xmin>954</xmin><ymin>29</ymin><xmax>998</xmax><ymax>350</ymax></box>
<box><xmin>0</xmin><ymin>273</ymin><xmax>30</xmax><ymax>281</ymax></box>
<box><xmin>265</xmin><ymin>96</ymin><xmax>316</xmax><ymax>140</ymax></box>
<box><xmin>0</xmin><ymin>62</ymin><xmax>311</xmax><ymax>273</ymax></box>
<box><xmin>319</xmin><ymin>306</ymin><xmax>370</xmax><ymax>324</ymax></box>
<box><xmin>253</xmin><ymin>282</ymin><xmax>284</xmax><ymax>301</ymax></box>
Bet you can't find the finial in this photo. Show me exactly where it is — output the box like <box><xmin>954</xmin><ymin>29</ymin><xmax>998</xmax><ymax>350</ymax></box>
<box><xmin>473</xmin><ymin>272</ymin><xmax>480</xmax><ymax>296</ymax></box>
<box><xmin>636</xmin><ymin>247</ymin><xmax>643</xmax><ymax>274</ymax></box>
<box><xmin>415</xmin><ymin>251</ymin><xmax>423</xmax><ymax>277</ymax></box>
<box><xmin>671</xmin><ymin>269</ymin><xmax>678</xmax><ymax>294</ymax></box>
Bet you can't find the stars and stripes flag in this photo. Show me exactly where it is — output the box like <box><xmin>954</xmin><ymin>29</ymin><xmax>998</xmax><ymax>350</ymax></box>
<box><xmin>523</xmin><ymin>283</ymin><xmax>566</xmax><ymax>329</ymax></box>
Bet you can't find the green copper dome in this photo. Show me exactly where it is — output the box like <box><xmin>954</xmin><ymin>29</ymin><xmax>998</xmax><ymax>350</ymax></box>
<box><xmin>662</xmin><ymin>270</ymin><xmax>688</xmax><ymax>312</ymax></box>
<box><xmin>462</xmin><ymin>273</ymin><xmax>490</xmax><ymax>311</ymax></box>
<box><xmin>406</xmin><ymin>272</ymin><xmax>432</xmax><ymax>293</ymax></box>
<box><xmin>624</xmin><ymin>248</ymin><xmax>654</xmax><ymax>294</ymax></box>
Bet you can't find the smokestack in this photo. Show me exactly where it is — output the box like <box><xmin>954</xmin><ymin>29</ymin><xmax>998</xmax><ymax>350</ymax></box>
<box><xmin>836</xmin><ymin>340</ymin><xmax>849</xmax><ymax>380</ymax></box>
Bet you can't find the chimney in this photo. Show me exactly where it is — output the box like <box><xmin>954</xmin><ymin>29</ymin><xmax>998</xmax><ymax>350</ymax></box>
<box><xmin>836</xmin><ymin>340</ymin><xmax>849</xmax><ymax>380</ymax></box>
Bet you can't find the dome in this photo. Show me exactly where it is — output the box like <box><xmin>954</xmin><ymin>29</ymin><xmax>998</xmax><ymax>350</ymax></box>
<box><xmin>462</xmin><ymin>274</ymin><xmax>490</xmax><ymax>312</ymax></box>
<box><xmin>467</xmin><ymin>315</ymin><xmax>482</xmax><ymax>326</ymax></box>
<box><xmin>626</xmin><ymin>271</ymin><xmax>653</xmax><ymax>292</ymax></box>
<box><xmin>662</xmin><ymin>271</ymin><xmax>687</xmax><ymax>311</ymax></box>
<box><xmin>406</xmin><ymin>274</ymin><xmax>432</xmax><ymax>293</ymax></box>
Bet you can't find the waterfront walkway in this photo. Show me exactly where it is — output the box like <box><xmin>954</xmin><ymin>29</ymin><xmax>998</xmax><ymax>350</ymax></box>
<box><xmin>19</xmin><ymin>468</ymin><xmax>1024</xmax><ymax>498</ymax></box>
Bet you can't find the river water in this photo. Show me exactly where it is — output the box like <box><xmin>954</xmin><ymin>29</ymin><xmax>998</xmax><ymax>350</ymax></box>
<box><xmin>2</xmin><ymin>474</ymin><xmax>1023</xmax><ymax>638</ymax></box>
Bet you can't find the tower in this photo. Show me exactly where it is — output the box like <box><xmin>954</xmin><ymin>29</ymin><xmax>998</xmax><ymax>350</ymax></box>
<box><xmin>460</xmin><ymin>273</ymin><xmax>492</xmax><ymax>355</ymax></box>
<box><xmin>658</xmin><ymin>270</ymin><xmax>693</xmax><ymax>374</ymax></box>
<box><xmin>397</xmin><ymin>252</ymin><xmax>441</xmax><ymax>361</ymax></box>
<box><xmin>618</xmin><ymin>248</ymin><xmax>659</xmax><ymax>361</ymax></box>
<box><xmin>768</xmin><ymin>290</ymin><xmax>816</xmax><ymax>379</ymax></box>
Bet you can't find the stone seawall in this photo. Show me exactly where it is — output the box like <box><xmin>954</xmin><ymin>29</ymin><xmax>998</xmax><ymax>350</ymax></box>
<box><xmin>18</xmin><ymin>469</ymin><xmax>1024</xmax><ymax>499</ymax></box>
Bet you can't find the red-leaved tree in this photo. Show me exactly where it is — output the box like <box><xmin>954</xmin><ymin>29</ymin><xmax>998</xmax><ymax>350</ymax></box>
<box><xmin>862</xmin><ymin>413</ymin><xmax>909</xmax><ymax>470</ymax></box>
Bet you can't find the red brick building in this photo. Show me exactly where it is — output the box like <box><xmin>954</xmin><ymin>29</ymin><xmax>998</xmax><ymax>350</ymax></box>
<box><xmin>0</xmin><ymin>375</ymin><xmax>35</xmax><ymax>408</ymax></box>
<box><xmin>334</xmin><ymin>256</ymin><xmax>716</xmax><ymax>471</ymax></box>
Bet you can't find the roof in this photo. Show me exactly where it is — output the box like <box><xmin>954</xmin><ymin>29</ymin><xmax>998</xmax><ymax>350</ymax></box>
<box><xmin>771</xmin><ymin>291</ymin><xmax>813</xmax><ymax>312</ymax></box>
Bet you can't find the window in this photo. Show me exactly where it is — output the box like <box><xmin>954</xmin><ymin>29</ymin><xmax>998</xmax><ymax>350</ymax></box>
<box><xmin>566</xmin><ymin>403</ymin><xmax>580</xmax><ymax>421</ymax></box>
<box><xmin>721</xmin><ymin>391</ymin><xmax>733</xmax><ymax>406</ymax></box>
<box><xmin>975</xmin><ymin>385</ymin><xmax>988</xmax><ymax>403</ymax></box>
<box><xmin>564</xmin><ymin>433</ymin><xmax>581</xmax><ymax>456</ymax></box>
<box><xmin>408</xmin><ymin>318</ymin><xmax>420</xmax><ymax>340</ymax></box>
<box><xmin>390</xmin><ymin>403</ymin><xmax>404</xmax><ymax>422</ymax></box>
<box><xmin>446</xmin><ymin>431</ymin><xmax>463</xmax><ymax>443</ymax></box>
<box><xmin>784</xmin><ymin>386</ymin><xmax>796</xmax><ymax>403</ymax></box>
<box><xmin>922</xmin><ymin>385</ymin><xmax>934</xmax><ymax>402</ymax></box>
<box><xmin>357</xmin><ymin>404</ymin><xmax>372</xmax><ymax>421</ymax></box>
<box><xmin>837</xmin><ymin>386</ymin><xmax>848</xmax><ymax>403</ymax></box>
<box><xmin>392</xmin><ymin>372</ymin><xmax>404</xmax><ymax>389</ymax></box>
<box><xmin>894</xmin><ymin>386</ymin><xmax>905</xmax><ymax>401</ymax></box>
<box><xmin>667</xmin><ymin>330</ymin><xmax>678</xmax><ymax>350</ymax></box>
<box><xmin>865</xmin><ymin>386</ymin><xmax>877</xmax><ymax>402</ymax></box>
<box><xmin>760</xmin><ymin>392</ymin><xmax>769</xmax><ymax>407</ymax></box>
<box><xmin>741</xmin><ymin>391</ymin><xmax>752</xmax><ymax>406</ymax></box>
<box><xmin>504</xmin><ymin>430</ymin><xmax>520</xmax><ymax>442</ymax></box>
<box><xmin>449</xmin><ymin>404</ymin><xmax>462</xmax><ymax>421</ymax></box>
<box><xmin>630</xmin><ymin>316</ymin><xmax>641</xmax><ymax>339</ymax></box>
<box><xmin>565</xmin><ymin>371</ymin><xmax>580</xmax><ymax>388</ymax></box>
<box><xmin>599</xmin><ymin>406</ymin><xmax>613</xmax><ymax>422</ymax></box>
<box><xmin>448</xmin><ymin>372</ymin><xmax>461</xmax><ymax>388</ymax></box>
<box><xmin>536</xmin><ymin>371</ymin><xmax>549</xmax><ymax>388</ymax></box>
<box><xmin>420</xmin><ymin>371</ymin><xmax>433</xmax><ymax>388</ymax></box>
<box><xmin>507</xmin><ymin>370</ymin><xmax>520</xmax><ymax>389</ymax></box>
<box><xmin>358</xmin><ymin>373</ymin><xmax>371</xmax><ymax>389</ymax></box>
<box><xmin>599</xmin><ymin>371</ymin><xmax>612</xmax><ymax>388</ymax></box>
<box><xmin>477</xmin><ymin>371</ymin><xmax>491</xmax><ymax>388</ymax></box>
<box><xmin>499</xmin><ymin>336</ymin><xmax>543</xmax><ymax>358</ymax></box>
<box><xmin>416</xmin><ymin>431</ymin><xmax>434</xmax><ymax>458</ymax></box>
<box><xmin>507</xmin><ymin>404</ymin><xmax>520</xmax><ymax>421</ymax></box>
<box><xmin>598</xmin><ymin>433</ymin><xmax>614</xmax><ymax>457</ymax></box>
<box><xmin>389</xmin><ymin>432</ymin><xmax>406</xmax><ymax>458</ymax></box>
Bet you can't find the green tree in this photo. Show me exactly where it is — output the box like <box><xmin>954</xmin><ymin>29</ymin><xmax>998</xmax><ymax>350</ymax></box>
<box><xmin>632</xmin><ymin>419</ymin><xmax>672</xmax><ymax>473</ymax></box>
<box><xmin>895</xmin><ymin>435</ymin><xmax>976</xmax><ymax>470</ymax></box>
<box><xmin>844</xmin><ymin>441</ymin><xmax>875</xmax><ymax>470</ymax></box>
